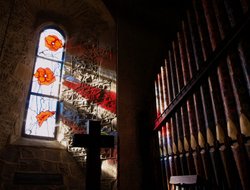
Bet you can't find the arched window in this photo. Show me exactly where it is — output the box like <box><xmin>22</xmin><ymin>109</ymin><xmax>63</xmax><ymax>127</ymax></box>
<box><xmin>23</xmin><ymin>27</ymin><xmax>65</xmax><ymax>139</ymax></box>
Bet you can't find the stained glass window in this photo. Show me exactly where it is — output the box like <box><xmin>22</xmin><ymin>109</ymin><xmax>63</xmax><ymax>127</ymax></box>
<box><xmin>23</xmin><ymin>27</ymin><xmax>65</xmax><ymax>139</ymax></box>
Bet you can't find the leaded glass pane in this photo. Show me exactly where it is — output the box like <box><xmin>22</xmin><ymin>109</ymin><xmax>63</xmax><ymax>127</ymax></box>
<box><xmin>24</xmin><ymin>95</ymin><xmax>57</xmax><ymax>138</ymax></box>
<box><xmin>31</xmin><ymin>57</ymin><xmax>62</xmax><ymax>97</ymax></box>
<box><xmin>37</xmin><ymin>29</ymin><xmax>65</xmax><ymax>61</ymax></box>
<box><xmin>24</xmin><ymin>27</ymin><xmax>65</xmax><ymax>139</ymax></box>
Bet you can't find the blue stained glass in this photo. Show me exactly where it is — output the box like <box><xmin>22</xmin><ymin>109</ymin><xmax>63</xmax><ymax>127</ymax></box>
<box><xmin>24</xmin><ymin>95</ymin><xmax>57</xmax><ymax>138</ymax></box>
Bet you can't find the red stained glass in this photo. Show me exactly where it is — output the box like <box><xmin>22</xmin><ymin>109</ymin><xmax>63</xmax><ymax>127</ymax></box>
<box><xmin>45</xmin><ymin>35</ymin><xmax>63</xmax><ymax>51</ymax></box>
<box><xmin>34</xmin><ymin>67</ymin><xmax>56</xmax><ymax>85</ymax></box>
<box><xmin>36</xmin><ymin>111</ymin><xmax>56</xmax><ymax>127</ymax></box>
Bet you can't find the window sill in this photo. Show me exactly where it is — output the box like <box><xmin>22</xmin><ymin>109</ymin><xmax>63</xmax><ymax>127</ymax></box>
<box><xmin>10</xmin><ymin>135</ymin><xmax>66</xmax><ymax>149</ymax></box>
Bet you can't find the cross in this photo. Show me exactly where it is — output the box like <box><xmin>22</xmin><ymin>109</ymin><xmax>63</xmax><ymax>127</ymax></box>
<box><xmin>72</xmin><ymin>120</ymin><xmax>114</xmax><ymax>190</ymax></box>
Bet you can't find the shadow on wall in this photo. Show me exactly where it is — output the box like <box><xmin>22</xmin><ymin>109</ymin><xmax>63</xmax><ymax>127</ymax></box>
<box><xmin>0</xmin><ymin>145</ymin><xmax>85</xmax><ymax>189</ymax></box>
<box><xmin>0</xmin><ymin>144</ymin><xmax>117</xmax><ymax>190</ymax></box>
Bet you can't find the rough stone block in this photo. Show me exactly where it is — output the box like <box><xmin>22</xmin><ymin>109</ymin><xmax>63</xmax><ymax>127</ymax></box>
<box><xmin>18</xmin><ymin>159</ymin><xmax>41</xmax><ymax>172</ymax></box>
<box><xmin>57</xmin><ymin>163</ymin><xmax>70</xmax><ymax>176</ymax></box>
<box><xmin>45</xmin><ymin>150</ymin><xmax>61</xmax><ymax>162</ymax></box>
<box><xmin>2</xmin><ymin>163</ymin><xmax>17</xmax><ymax>179</ymax></box>
<box><xmin>20</xmin><ymin>148</ymin><xmax>35</xmax><ymax>159</ymax></box>
<box><xmin>61</xmin><ymin>151</ymin><xmax>76</xmax><ymax>163</ymax></box>
<box><xmin>41</xmin><ymin>160</ymin><xmax>58</xmax><ymax>172</ymax></box>
<box><xmin>0</xmin><ymin>145</ymin><xmax>19</xmax><ymax>162</ymax></box>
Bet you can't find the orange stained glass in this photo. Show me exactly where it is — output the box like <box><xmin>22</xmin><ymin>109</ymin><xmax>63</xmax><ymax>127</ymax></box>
<box><xmin>36</xmin><ymin>111</ymin><xmax>56</xmax><ymax>127</ymax></box>
<box><xmin>34</xmin><ymin>67</ymin><xmax>56</xmax><ymax>85</ymax></box>
<box><xmin>45</xmin><ymin>35</ymin><xmax>63</xmax><ymax>51</ymax></box>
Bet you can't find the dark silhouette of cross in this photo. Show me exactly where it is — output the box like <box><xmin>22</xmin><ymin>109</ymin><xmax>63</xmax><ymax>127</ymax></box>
<box><xmin>72</xmin><ymin>120</ymin><xmax>114</xmax><ymax>190</ymax></box>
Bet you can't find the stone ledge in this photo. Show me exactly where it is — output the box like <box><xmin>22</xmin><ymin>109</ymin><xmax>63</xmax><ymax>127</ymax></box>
<box><xmin>10</xmin><ymin>136</ymin><xmax>66</xmax><ymax>150</ymax></box>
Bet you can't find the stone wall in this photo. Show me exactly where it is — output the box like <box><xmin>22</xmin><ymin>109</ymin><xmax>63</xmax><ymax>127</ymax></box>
<box><xmin>0</xmin><ymin>0</ymin><xmax>11</xmax><ymax>53</ymax></box>
<box><xmin>0</xmin><ymin>0</ymin><xmax>117</xmax><ymax>189</ymax></box>
<box><xmin>0</xmin><ymin>0</ymin><xmax>36</xmax><ymax>149</ymax></box>
<box><xmin>0</xmin><ymin>0</ymin><xmax>117</xmax><ymax>151</ymax></box>
<box><xmin>0</xmin><ymin>145</ymin><xmax>85</xmax><ymax>189</ymax></box>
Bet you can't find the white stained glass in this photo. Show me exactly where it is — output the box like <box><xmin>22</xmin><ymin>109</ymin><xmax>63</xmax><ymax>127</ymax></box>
<box><xmin>24</xmin><ymin>95</ymin><xmax>57</xmax><ymax>138</ymax></box>
<box><xmin>37</xmin><ymin>28</ymin><xmax>65</xmax><ymax>61</ymax></box>
<box><xmin>31</xmin><ymin>57</ymin><xmax>62</xmax><ymax>97</ymax></box>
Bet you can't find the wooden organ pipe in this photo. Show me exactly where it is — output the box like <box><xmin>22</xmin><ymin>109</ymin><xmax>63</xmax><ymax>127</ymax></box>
<box><xmin>204</xmin><ymin>0</ymin><xmax>250</xmax><ymax>189</ymax></box>
<box><xmin>182</xmin><ymin>11</ymin><xmax>202</xmax><ymax>174</ymax></box>
<box><xmin>160</xmin><ymin>66</ymin><xmax>168</xmax><ymax>110</ymax></box>
<box><xmin>155</xmin><ymin>59</ymin><xmax>173</xmax><ymax>179</ymax></box>
<box><xmin>211</xmin><ymin>0</ymin><xmax>231</xmax><ymax>40</ymax></box>
<box><xmin>154</xmin><ymin>1</ymin><xmax>250</xmax><ymax>189</ymax></box>
<box><xmin>162</xmin><ymin>62</ymin><xmax>173</xmax><ymax>188</ymax></box>
<box><xmin>162</xmin><ymin>125</ymin><xmax>170</xmax><ymax>188</ymax></box>
<box><xmin>172</xmin><ymin>40</ymin><xmax>184</xmax><ymax>92</ymax></box>
<box><xmin>162</xmin><ymin>122</ymin><xmax>176</xmax><ymax>177</ymax></box>
<box><xmin>202</xmin><ymin>0</ymin><xmax>229</xmax><ymax>146</ymax></box>
<box><xmin>157</xmin><ymin>74</ymin><xmax>164</xmax><ymax>115</ymax></box>
<box><xmin>162</xmin><ymin>63</ymin><xmax>172</xmax><ymax>186</ymax></box>
<box><xmin>172</xmin><ymin>45</ymin><xmax>186</xmax><ymax>174</ymax></box>
<box><xmin>225</xmin><ymin>0</ymin><xmax>250</xmax><ymax>188</ymax></box>
<box><xmin>168</xmin><ymin>50</ymin><xmax>178</xmax><ymax>99</ymax></box>
<box><xmin>192</xmin><ymin>0</ymin><xmax>226</xmax><ymax>187</ymax></box>
<box><xmin>172</xmin><ymin>39</ymin><xmax>189</xmax><ymax>175</ymax></box>
<box><xmin>227</xmin><ymin>52</ymin><xmax>250</xmax><ymax>141</ymax></box>
<box><xmin>186</xmin><ymin>5</ymin><xmax>208</xmax><ymax>178</ymax></box>
<box><xmin>172</xmin><ymin>41</ymin><xmax>184</xmax><ymax>173</ymax></box>
<box><xmin>181</xmin><ymin>17</ymin><xmax>197</xmax><ymax>152</ymax></box>
<box><xmin>201</xmin><ymin>1</ymin><xmax>240</xmax><ymax>189</ymax></box>
<box><xmin>158</xmin><ymin>129</ymin><xmax>163</xmax><ymax>164</ymax></box>
<box><xmin>175</xmin><ymin>110</ymin><xmax>188</xmax><ymax>175</ymax></box>
<box><xmin>218</xmin><ymin>60</ymin><xmax>247</xmax><ymax>185</ymax></box>
<box><xmin>178</xmin><ymin>26</ymin><xmax>196</xmax><ymax>175</ymax></box>
<box><xmin>168</xmin><ymin>118</ymin><xmax>178</xmax><ymax>176</ymax></box>
<box><xmin>192</xmin><ymin>0</ymin><xmax>216</xmax><ymax>151</ymax></box>
<box><xmin>168</xmin><ymin>50</ymin><xmax>180</xmax><ymax>175</ymax></box>
<box><xmin>163</xmin><ymin>57</ymin><xmax>175</xmax><ymax>177</ymax></box>
<box><xmin>181</xmin><ymin>104</ymin><xmax>195</xmax><ymax>175</ymax></box>
<box><xmin>156</xmin><ymin>75</ymin><xmax>168</xmax><ymax>190</ymax></box>
<box><xmin>168</xmin><ymin>44</ymin><xmax>194</xmax><ymax>174</ymax></box>
<box><xmin>211</xmin><ymin>2</ymin><xmax>243</xmax><ymax>189</ymax></box>
<box><xmin>164</xmin><ymin>59</ymin><xmax>174</xmax><ymax>106</ymax></box>
<box><xmin>163</xmin><ymin>59</ymin><xmax>177</xmax><ymax>179</ymax></box>
<box><xmin>154</xmin><ymin>80</ymin><xmax>161</xmax><ymax>118</ymax></box>
<box><xmin>157</xmin><ymin>65</ymin><xmax>174</xmax><ymax>189</ymax></box>
<box><xmin>223</xmin><ymin>0</ymin><xmax>250</xmax><ymax>143</ymax></box>
<box><xmin>166</xmin><ymin>121</ymin><xmax>175</xmax><ymax>177</ymax></box>
<box><xmin>192</xmin><ymin>0</ymin><xmax>214</xmax><ymax>121</ymax></box>
<box><xmin>158</xmin><ymin>130</ymin><xmax>167</xmax><ymax>190</ymax></box>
